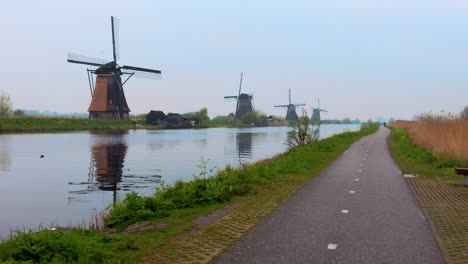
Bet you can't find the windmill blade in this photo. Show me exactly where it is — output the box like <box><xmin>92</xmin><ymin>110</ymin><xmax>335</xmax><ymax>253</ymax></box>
<box><xmin>122</xmin><ymin>65</ymin><xmax>161</xmax><ymax>79</ymax></box>
<box><xmin>238</xmin><ymin>72</ymin><xmax>243</xmax><ymax>97</ymax></box>
<box><xmin>293</xmin><ymin>104</ymin><xmax>306</xmax><ymax>107</ymax></box>
<box><xmin>274</xmin><ymin>105</ymin><xmax>289</xmax><ymax>108</ymax></box>
<box><xmin>67</xmin><ymin>52</ymin><xmax>108</xmax><ymax>67</ymax></box>
<box><xmin>111</xmin><ymin>16</ymin><xmax>120</xmax><ymax>62</ymax></box>
<box><xmin>320</xmin><ymin>109</ymin><xmax>328</xmax><ymax>112</ymax></box>
<box><xmin>224</xmin><ymin>96</ymin><xmax>238</xmax><ymax>99</ymax></box>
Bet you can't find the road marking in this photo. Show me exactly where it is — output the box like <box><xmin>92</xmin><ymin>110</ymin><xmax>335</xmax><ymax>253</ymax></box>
<box><xmin>357</xmin><ymin>170</ymin><xmax>362</xmax><ymax>173</ymax></box>
<box><xmin>362</xmin><ymin>158</ymin><xmax>366</xmax><ymax>161</ymax></box>
<box><xmin>327</xmin><ymin>244</ymin><xmax>338</xmax><ymax>250</ymax></box>
<box><xmin>360</xmin><ymin>163</ymin><xmax>364</xmax><ymax>166</ymax></box>
<box><xmin>355</xmin><ymin>179</ymin><xmax>360</xmax><ymax>181</ymax></box>
<box><xmin>341</xmin><ymin>210</ymin><xmax>349</xmax><ymax>214</ymax></box>
<box><xmin>349</xmin><ymin>190</ymin><xmax>355</xmax><ymax>194</ymax></box>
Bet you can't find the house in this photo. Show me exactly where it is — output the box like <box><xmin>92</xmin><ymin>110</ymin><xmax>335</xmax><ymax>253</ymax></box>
<box><xmin>146</xmin><ymin>110</ymin><xmax>167</xmax><ymax>126</ymax></box>
<box><xmin>166</xmin><ymin>113</ymin><xmax>187</xmax><ymax>128</ymax></box>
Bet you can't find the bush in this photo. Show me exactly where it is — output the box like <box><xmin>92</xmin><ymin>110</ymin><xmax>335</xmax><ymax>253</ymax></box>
<box><xmin>288</xmin><ymin>110</ymin><xmax>315</xmax><ymax>148</ymax></box>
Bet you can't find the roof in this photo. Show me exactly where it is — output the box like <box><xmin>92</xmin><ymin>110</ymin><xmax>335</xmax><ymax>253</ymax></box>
<box><xmin>147</xmin><ymin>110</ymin><xmax>167</xmax><ymax>119</ymax></box>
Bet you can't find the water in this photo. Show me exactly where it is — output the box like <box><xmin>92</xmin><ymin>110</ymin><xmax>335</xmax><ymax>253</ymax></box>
<box><xmin>0</xmin><ymin>125</ymin><xmax>359</xmax><ymax>237</ymax></box>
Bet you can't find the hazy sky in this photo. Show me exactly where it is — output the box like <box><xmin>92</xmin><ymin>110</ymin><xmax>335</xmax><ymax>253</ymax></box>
<box><xmin>1</xmin><ymin>0</ymin><xmax>467</xmax><ymax>120</ymax></box>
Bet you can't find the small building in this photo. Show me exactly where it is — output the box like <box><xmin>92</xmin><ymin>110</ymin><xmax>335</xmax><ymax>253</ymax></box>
<box><xmin>167</xmin><ymin>113</ymin><xmax>186</xmax><ymax>128</ymax></box>
<box><xmin>146</xmin><ymin>110</ymin><xmax>167</xmax><ymax>126</ymax></box>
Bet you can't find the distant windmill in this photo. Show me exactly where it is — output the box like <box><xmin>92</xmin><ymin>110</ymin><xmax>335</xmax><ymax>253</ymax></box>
<box><xmin>67</xmin><ymin>16</ymin><xmax>161</xmax><ymax>120</ymax></box>
<box><xmin>224</xmin><ymin>72</ymin><xmax>254</xmax><ymax>119</ymax></box>
<box><xmin>274</xmin><ymin>89</ymin><xmax>305</xmax><ymax>121</ymax></box>
<box><xmin>311</xmin><ymin>97</ymin><xmax>327</xmax><ymax>126</ymax></box>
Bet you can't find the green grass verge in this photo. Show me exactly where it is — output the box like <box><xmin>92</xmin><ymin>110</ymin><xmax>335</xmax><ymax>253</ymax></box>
<box><xmin>0</xmin><ymin>124</ymin><xmax>379</xmax><ymax>264</ymax></box>
<box><xmin>0</xmin><ymin>117</ymin><xmax>139</xmax><ymax>132</ymax></box>
<box><xmin>388</xmin><ymin>126</ymin><xmax>467</xmax><ymax>178</ymax></box>
<box><xmin>0</xmin><ymin>118</ymin><xmax>168</xmax><ymax>132</ymax></box>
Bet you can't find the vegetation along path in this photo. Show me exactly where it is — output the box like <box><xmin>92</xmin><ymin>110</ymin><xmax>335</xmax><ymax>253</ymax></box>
<box><xmin>215</xmin><ymin>127</ymin><xmax>443</xmax><ymax>264</ymax></box>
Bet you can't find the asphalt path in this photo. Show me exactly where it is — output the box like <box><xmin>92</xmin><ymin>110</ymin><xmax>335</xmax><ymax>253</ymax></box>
<box><xmin>215</xmin><ymin>127</ymin><xmax>444</xmax><ymax>264</ymax></box>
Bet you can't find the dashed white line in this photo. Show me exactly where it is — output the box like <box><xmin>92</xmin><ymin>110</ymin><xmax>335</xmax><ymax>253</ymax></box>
<box><xmin>355</xmin><ymin>179</ymin><xmax>360</xmax><ymax>181</ymax></box>
<box><xmin>349</xmin><ymin>190</ymin><xmax>355</xmax><ymax>194</ymax></box>
<box><xmin>327</xmin><ymin>244</ymin><xmax>338</xmax><ymax>250</ymax></box>
<box><xmin>360</xmin><ymin>163</ymin><xmax>364</xmax><ymax>166</ymax></box>
<box><xmin>341</xmin><ymin>210</ymin><xmax>349</xmax><ymax>214</ymax></box>
<box><xmin>357</xmin><ymin>170</ymin><xmax>363</xmax><ymax>173</ymax></box>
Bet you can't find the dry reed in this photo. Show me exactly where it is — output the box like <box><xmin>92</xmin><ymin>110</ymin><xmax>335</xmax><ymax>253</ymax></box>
<box><xmin>392</xmin><ymin>115</ymin><xmax>468</xmax><ymax>163</ymax></box>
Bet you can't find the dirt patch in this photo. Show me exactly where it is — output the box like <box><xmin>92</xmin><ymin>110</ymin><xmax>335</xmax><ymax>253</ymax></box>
<box><xmin>174</xmin><ymin>202</ymin><xmax>243</xmax><ymax>242</ymax></box>
<box><xmin>195</xmin><ymin>202</ymin><xmax>242</xmax><ymax>227</ymax></box>
<box><xmin>103</xmin><ymin>221</ymin><xmax>168</xmax><ymax>235</ymax></box>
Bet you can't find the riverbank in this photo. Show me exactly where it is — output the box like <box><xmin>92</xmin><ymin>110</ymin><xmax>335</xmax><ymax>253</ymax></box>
<box><xmin>0</xmin><ymin>124</ymin><xmax>379</xmax><ymax>263</ymax></box>
<box><xmin>0</xmin><ymin>117</ymin><xmax>142</xmax><ymax>133</ymax></box>
<box><xmin>388</xmin><ymin>126</ymin><xmax>468</xmax><ymax>264</ymax></box>
<box><xmin>0</xmin><ymin>117</ymin><xmax>261</xmax><ymax>133</ymax></box>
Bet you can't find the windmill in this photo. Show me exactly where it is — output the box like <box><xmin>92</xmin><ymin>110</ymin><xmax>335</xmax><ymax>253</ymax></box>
<box><xmin>224</xmin><ymin>72</ymin><xmax>254</xmax><ymax>119</ymax></box>
<box><xmin>274</xmin><ymin>89</ymin><xmax>305</xmax><ymax>121</ymax></box>
<box><xmin>311</xmin><ymin>97</ymin><xmax>327</xmax><ymax>126</ymax></box>
<box><xmin>67</xmin><ymin>16</ymin><xmax>161</xmax><ymax>120</ymax></box>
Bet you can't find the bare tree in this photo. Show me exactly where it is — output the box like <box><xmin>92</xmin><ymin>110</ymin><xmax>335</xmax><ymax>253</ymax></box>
<box><xmin>0</xmin><ymin>90</ymin><xmax>12</xmax><ymax>117</ymax></box>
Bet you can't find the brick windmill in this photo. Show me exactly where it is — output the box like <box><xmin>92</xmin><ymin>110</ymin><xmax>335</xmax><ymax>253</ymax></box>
<box><xmin>224</xmin><ymin>72</ymin><xmax>254</xmax><ymax>119</ymax></box>
<box><xmin>67</xmin><ymin>16</ymin><xmax>161</xmax><ymax>119</ymax></box>
<box><xmin>274</xmin><ymin>89</ymin><xmax>305</xmax><ymax>121</ymax></box>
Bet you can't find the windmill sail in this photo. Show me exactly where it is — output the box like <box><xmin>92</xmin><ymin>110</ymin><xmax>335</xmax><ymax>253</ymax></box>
<box><xmin>111</xmin><ymin>16</ymin><xmax>120</xmax><ymax>62</ymax></box>
<box><xmin>67</xmin><ymin>52</ymin><xmax>108</xmax><ymax>67</ymax></box>
<box><xmin>121</xmin><ymin>65</ymin><xmax>162</xmax><ymax>79</ymax></box>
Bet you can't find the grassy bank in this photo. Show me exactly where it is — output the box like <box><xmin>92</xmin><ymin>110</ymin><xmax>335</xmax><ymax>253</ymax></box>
<box><xmin>388</xmin><ymin>126</ymin><xmax>468</xmax><ymax>264</ymax></box>
<box><xmin>0</xmin><ymin>117</ymin><xmax>139</xmax><ymax>132</ymax></box>
<box><xmin>0</xmin><ymin>117</ymin><xmax>265</xmax><ymax>133</ymax></box>
<box><xmin>0</xmin><ymin>124</ymin><xmax>379</xmax><ymax>264</ymax></box>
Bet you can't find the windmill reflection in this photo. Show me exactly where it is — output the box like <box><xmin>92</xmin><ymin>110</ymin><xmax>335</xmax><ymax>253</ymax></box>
<box><xmin>91</xmin><ymin>132</ymin><xmax>127</xmax><ymax>203</ymax></box>
<box><xmin>236</xmin><ymin>132</ymin><xmax>252</xmax><ymax>164</ymax></box>
<box><xmin>69</xmin><ymin>131</ymin><xmax>128</xmax><ymax>204</ymax></box>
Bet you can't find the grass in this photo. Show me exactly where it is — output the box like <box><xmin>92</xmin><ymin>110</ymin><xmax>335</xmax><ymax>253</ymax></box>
<box><xmin>0</xmin><ymin>124</ymin><xmax>379</xmax><ymax>263</ymax></box>
<box><xmin>392</xmin><ymin>116</ymin><xmax>468</xmax><ymax>163</ymax></box>
<box><xmin>0</xmin><ymin>117</ymin><xmax>138</xmax><ymax>132</ymax></box>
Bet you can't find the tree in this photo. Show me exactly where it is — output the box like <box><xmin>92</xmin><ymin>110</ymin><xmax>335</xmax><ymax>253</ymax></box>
<box><xmin>195</xmin><ymin>107</ymin><xmax>209</xmax><ymax>122</ymax></box>
<box><xmin>13</xmin><ymin>109</ymin><xmax>25</xmax><ymax>117</ymax></box>
<box><xmin>0</xmin><ymin>90</ymin><xmax>12</xmax><ymax>117</ymax></box>
<box><xmin>461</xmin><ymin>106</ymin><xmax>468</xmax><ymax>118</ymax></box>
<box><xmin>240</xmin><ymin>111</ymin><xmax>268</xmax><ymax>126</ymax></box>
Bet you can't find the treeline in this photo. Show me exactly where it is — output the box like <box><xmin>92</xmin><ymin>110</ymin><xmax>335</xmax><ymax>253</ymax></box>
<box><xmin>321</xmin><ymin>118</ymin><xmax>361</xmax><ymax>124</ymax></box>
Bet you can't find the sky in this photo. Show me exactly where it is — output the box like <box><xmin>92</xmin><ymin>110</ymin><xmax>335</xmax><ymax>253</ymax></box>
<box><xmin>1</xmin><ymin>0</ymin><xmax>467</xmax><ymax>120</ymax></box>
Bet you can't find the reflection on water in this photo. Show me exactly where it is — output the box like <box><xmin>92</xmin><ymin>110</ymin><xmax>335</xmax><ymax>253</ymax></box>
<box><xmin>236</xmin><ymin>132</ymin><xmax>252</xmax><ymax>164</ymax></box>
<box><xmin>0</xmin><ymin>136</ymin><xmax>11</xmax><ymax>172</ymax></box>
<box><xmin>91</xmin><ymin>133</ymin><xmax>127</xmax><ymax>203</ymax></box>
<box><xmin>68</xmin><ymin>132</ymin><xmax>161</xmax><ymax>204</ymax></box>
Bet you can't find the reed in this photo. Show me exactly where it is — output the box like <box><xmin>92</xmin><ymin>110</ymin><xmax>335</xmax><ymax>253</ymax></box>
<box><xmin>392</xmin><ymin>114</ymin><xmax>468</xmax><ymax>163</ymax></box>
